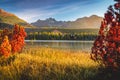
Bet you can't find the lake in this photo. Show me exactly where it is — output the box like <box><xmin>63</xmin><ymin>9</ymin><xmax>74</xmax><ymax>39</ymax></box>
<box><xmin>25</xmin><ymin>40</ymin><xmax>94</xmax><ymax>52</ymax></box>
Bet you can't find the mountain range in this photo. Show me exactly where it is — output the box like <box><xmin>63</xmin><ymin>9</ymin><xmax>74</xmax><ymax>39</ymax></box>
<box><xmin>0</xmin><ymin>8</ymin><xmax>103</xmax><ymax>29</ymax></box>
<box><xmin>31</xmin><ymin>15</ymin><xmax>103</xmax><ymax>29</ymax></box>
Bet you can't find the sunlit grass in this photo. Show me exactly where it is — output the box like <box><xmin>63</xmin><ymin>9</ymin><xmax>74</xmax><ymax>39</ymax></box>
<box><xmin>0</xmin><ymin>47</ymin><xmax>100</xmax><ymax>80</ymax></box>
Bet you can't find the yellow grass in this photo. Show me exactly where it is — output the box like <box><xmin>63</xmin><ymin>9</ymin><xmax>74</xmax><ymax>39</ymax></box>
<box><xmin>0</xmin><ymin>47</ymin><xmax>100</xmax><ymax>80</ymax></box>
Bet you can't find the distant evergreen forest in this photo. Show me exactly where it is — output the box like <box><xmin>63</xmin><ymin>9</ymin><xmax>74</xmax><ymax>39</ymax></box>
<box><xmin>26</xmin><ymin>29</ymin><xmax>98</xmax><ymax>40</ymax></box>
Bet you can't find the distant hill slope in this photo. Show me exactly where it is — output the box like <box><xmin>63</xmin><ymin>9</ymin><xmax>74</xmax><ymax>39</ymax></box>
<box><xmin>31</xmin><ymin>15</ymin><xmax>103</xmax><ymax>29</ymax></box>
<box><xmin>0</xmin><ymin>9</ymin><xmax>33</xmax><ymax>28</ymax></box>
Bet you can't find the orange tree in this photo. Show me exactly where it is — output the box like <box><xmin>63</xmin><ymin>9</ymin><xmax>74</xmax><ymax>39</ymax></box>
<box><xmin>10</xmin><ymin>24</ymin><xmax>27</xmax><ymax>53</ymax></box>
<box><xmin>0</xmin><ymin>24</ymin><xmax>27</xmax><ymax>57</ymax></box>
<box><xmin>0</xmin><ymin>36</ymin><xmax>11</xmax><ymax>57</ymax></box>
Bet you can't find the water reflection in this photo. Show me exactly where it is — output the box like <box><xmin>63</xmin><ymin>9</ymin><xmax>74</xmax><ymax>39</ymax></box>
<box><xmin>25</xmin><ymin>40</ymin><xmax>93</xmax><ymax>52</ymax></box>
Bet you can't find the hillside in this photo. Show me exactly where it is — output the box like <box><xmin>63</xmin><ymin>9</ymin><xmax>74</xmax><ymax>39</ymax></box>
<box><xmin>31</xmin><ymin>15</ymin><xmax>103</xmax><ymax>29</ymax></box>
<box><xmin>0</xmin><ymin>9</ymin><xmax>33</xmax><ymax>28</ymax></box>
<box><xmin>68</xmin><ymin>15</ymin><xmax>103</xmax><ymax>29</ymax></box>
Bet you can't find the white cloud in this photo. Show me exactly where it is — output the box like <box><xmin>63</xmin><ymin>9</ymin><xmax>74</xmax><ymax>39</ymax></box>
<box><xmin>14</xmin><ymin>9</ymin><xmax>55</xmax><ymax>23</ymax></box>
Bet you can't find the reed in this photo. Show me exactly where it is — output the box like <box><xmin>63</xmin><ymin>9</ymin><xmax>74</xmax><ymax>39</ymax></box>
<box><xmin>0</xmin><ymin>47</ymin><xmax>101</xmax><ymax>80</ymax></box>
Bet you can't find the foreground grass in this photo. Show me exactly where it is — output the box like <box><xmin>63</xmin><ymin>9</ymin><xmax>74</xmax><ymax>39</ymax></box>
<box><xmin>0</xmin><ymin>47</ymin><xmax>101</xmax><ymax>80</ymax></box>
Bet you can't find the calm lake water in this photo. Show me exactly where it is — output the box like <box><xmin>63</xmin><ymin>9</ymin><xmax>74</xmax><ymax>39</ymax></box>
<box><xmin>25</xmin><ymin>40</ymin><xmax>94</xmax><ymax>52</ymax></box>
<box><xmin>25</xmin><ymin>40</ymin><xmax>93</xmax><ymax>52</ymax></box>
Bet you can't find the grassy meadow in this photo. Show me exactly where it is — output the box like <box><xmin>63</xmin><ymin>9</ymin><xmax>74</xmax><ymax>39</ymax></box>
<box><xmin>0</xmin><ymin>46</ymin><xmax>116</xmax><ymax>80</ymax></box>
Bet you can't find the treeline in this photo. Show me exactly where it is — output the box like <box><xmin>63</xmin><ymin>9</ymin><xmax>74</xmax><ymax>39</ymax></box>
<box><xmin>26</xmin><ymin>32</ymin><xmax>97</xmax><ymax>40</ymax></box>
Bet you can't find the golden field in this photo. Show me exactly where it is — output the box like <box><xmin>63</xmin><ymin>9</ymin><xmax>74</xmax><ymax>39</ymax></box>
<box><xmin>0</xmin><ymin>47</ymin><xmax>103</xmax><ymax>80</ymax></box>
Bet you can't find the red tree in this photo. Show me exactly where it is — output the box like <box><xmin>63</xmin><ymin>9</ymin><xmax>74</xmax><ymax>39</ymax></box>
<box><xmin>10</xmin><ymin>24</ymin><xmax>27</xmax><ymax>53</ymax></box>
<box><xmin>91</xmin><ymin>0</ymin><xmax>120</xmax><ymax>70</ymax></box>
<box><xmin>0</xmin><ymin>24</ymin><xmax>27</xmax><ymax>57</ymax></box>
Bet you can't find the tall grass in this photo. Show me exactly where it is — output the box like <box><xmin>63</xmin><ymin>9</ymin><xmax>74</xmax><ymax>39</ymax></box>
<box><xmin>0</xmin><ymin>47</ymin><xmax>101</xmax><ymax>80</ymax></box>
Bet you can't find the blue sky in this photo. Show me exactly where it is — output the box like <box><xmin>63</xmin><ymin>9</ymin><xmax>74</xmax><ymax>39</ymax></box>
<box><xmin>0</xmin><ymin>0</ymin><xmax>114</xmax><ymax>23</ymax></box>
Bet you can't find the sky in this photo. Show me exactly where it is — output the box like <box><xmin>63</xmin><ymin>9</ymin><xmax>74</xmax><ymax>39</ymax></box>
<box><xmin>0</xmin><ymin>0</ymin><xmax>115</xmax><ymax>23</ymax></box>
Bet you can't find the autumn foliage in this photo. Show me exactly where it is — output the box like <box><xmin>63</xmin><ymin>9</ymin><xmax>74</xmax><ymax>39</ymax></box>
<box><xmin>0</xmin><ymin>24</ymin><xmax>27</xmax><ymax>57</ymax></box>
<box><xmin>91</xmin><ymin>1</ymin><xmax>120</xmax><ymax>70</ymax></box>
<box><xmin>10</xmin><ymin>24</ymin><xmax>27</xmax><ymax>53</ymax></box>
